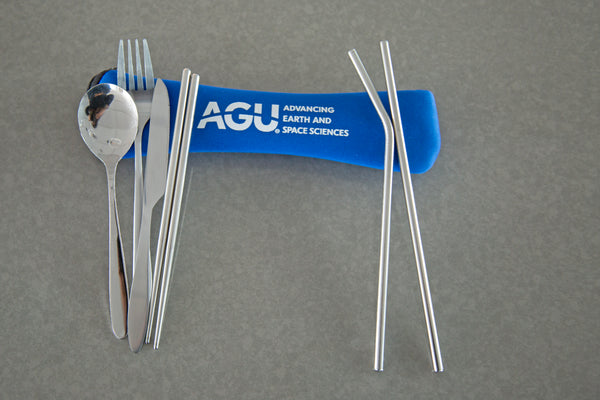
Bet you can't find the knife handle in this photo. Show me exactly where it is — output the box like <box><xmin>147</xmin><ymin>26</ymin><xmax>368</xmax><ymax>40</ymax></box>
<box><xmin>128</xmin><ymin>206</ymin><xmax>152</xmax><ymax>352</ymax></box>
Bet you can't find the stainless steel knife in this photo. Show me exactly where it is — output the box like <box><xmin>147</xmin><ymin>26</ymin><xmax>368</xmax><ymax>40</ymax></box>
<box><xmin>128</xmin><ymin>78</ymin><xmax>170</xmax><ymax>352</ymax></box>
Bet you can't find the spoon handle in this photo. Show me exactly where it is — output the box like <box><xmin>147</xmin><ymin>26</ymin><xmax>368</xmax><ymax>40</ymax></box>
<box><xmin>106</xmin><ymin>164</ymin><xmax>129</xmax><ymax>339</ymax></box>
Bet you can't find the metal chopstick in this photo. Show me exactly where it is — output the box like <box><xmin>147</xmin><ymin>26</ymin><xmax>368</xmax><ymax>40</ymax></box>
<box><xmin>380</xmin><ymin>40</ymin><xmax>443</xmax><ymax>372</ymax></box>
<box><xmin>145</xmin><ymin>69</ymin><xmax>192</xmax><ymax>342</ymax></box>
<box><xmin>348</xmin><ymin>49</ymin><xmax>395</xmax><ymax>372</ymax></box>
<box><xmin>153</xmin><ymin>72</ymin><xmax>200</xmax><ymax>349</ymax></box>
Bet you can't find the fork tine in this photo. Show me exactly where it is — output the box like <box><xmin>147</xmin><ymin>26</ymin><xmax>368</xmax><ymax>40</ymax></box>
<box><xmin>135</xmin><ymin>39</ymin><xmax>143</xmax><ymax>91</ymax></box>
<box><xmin>117</xmin><ymin>40</ymin><xmax>125</xmax><ymax>89</ymax></box>
<box><xmin>127</xmin><ymin>40</ymin><xmax>135</xmax><ymax>91</ymax></box>
<box><xmin>143</xmin><ymin>39</ymin><xmax>154</xmax><ymax>90</ymax></box>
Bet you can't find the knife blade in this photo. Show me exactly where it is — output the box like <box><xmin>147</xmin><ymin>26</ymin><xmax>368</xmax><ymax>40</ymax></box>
<box><xmin>128</xmin><ymin>78</ymin><xmax>170</xmax><ymax>352</ymax></box>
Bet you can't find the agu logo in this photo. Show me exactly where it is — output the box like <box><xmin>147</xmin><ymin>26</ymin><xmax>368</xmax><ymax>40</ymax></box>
<box><xmin>197</xmin><ymin>101</ymin><xmax>279</xmax><ymax>132</ymax></box>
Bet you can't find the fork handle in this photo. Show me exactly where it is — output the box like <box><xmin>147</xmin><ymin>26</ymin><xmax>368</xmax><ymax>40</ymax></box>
<box><xmin>132</xmin><ymin>132</ymin><xmax>143</xmax><ymax>283</ymax></box>
<box><xmin>106</xmin><ymin>164</ymin><xmax>129</xmax><ymax>339</ymax></box>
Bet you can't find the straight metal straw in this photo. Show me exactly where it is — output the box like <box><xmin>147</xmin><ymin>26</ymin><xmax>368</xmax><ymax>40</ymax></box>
<box><xmin>154</xmin><ymin>72</ymin><xmax>200</xmax><ymax>349</ymax></box>
<box><xmin>348</xmin><ymin>49</ymin><xmax>395</xmax><ymax>372</ymax></box>
<box><xmin>145</xmin><ymin>69</ymin><xmax>192</xmax><ymax>342</ymax></box>
<box><xmin>380</xmin><ymin>40</ymin><xmax>443</xmax><ymax>372</ymax></box>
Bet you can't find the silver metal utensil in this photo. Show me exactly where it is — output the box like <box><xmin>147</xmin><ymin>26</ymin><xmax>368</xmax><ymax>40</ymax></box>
<box><xmin>380</xmin><ymin>40</ymin><xmax>443</xmax><ymax>372</ymax></box>
<box><xmin>348</xmin><ymin>49</ymin><xmax>395</xmax><ymax>372</ymax></box>
<box><xmin>146</xmin><ymin>70</ymin><xmax>191</xmax><ymax>343</ymax></box>
<box><xmin>77</xmin><ymin>83</ymin><xmax>138</xmax><ymax>339</ymax></box>
<box><xmin>116</xmin><ymin>38</ymin><xmax>154</xmax><ymax>290</ymax></box>
<box><xmin>128</xmin><ymin>79</ymin><xmax>170</xmax><ymax>352</ymax></box>
<box><xmin>154</xmin><ymin>70</ymin><xmax>199</xmax><ymax>349</ymax></box>
<box><xmin>349</xmin><ymin>42</ymin><xmax>443</xmax><ymax>372</ymax></box>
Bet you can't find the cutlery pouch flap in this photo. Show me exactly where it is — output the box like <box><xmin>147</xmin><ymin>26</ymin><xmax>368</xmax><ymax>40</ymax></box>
<box><xmin>98</xmin><ymin>69</ymin><xmax>440</xmax><ymax>173</ymax></box>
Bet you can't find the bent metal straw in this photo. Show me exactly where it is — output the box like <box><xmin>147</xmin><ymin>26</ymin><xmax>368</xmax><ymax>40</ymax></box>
<box><xmin>349</xmin><ymin>41</ymin><xmax>443</xmax><ymax>372</ymax></box>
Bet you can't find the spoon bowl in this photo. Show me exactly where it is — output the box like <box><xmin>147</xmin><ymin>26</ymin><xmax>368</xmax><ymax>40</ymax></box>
<box><xmin>78</xmin><ymin>83</ymin><xmax>138</xmax><ymax>339</ymax></box>
<box><xmin>78</xmin><ymin>83</ymin><xmax>138</xmax><ymax>162</ymax></box>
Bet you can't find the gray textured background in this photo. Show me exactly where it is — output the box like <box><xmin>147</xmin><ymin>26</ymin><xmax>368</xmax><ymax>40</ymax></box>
<box><xmin>1</xmin><ymin>0</ymin><xmax>599</xmax><ymax>399</ymax></box>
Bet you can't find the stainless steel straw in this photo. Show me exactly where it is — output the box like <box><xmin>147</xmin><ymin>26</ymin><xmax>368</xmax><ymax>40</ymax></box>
<box><xmin>349</xmin><ymin>42</ymin><xmax>443</xmax><ymax>372</ymax></box>
<box><xmin>145</xmin><ymin>69</ymin><xmax>192</xmax><ymax>342</ymax></box>
<box><xmin>380</xmin><ymin>40</ymin><xmax>443</xmax><ymax>372</ymax></box>
<box><xmin>154</xmin><ymin>71</ymin><xmax>200</xmax><ymax>349</ymax></box>
<box><xmin>348</xmin><ymin>49</ymin><xmax>395</xmax><ymax>372</ymax></box>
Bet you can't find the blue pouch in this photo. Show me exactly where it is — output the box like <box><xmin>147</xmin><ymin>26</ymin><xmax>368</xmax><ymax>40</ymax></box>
<box><xmin>99</xmin><ymin>69</ymin><xmax>440</xmax><ymax>173</ymax></box>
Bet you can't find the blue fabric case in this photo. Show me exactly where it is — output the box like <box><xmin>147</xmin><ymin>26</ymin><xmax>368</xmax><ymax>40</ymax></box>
<box><xmin>99</xmin><ymin>69</ymin><xmax>440</xmax><ymax>173</ymax></box>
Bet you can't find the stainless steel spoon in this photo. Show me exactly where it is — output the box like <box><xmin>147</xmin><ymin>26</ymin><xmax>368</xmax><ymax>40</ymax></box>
<box><xmin>78</xmin><ymin>83</ymin><xmax>138</xmax><ymax>339</ymax></box>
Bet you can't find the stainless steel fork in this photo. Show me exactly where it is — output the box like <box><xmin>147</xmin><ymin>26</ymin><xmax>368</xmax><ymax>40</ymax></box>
<box><xmin>116</xmin><ymin>39</ymin><xmax>154</xmax><ymax>343</ymax></box>
<box><xmin>117</xmin><ymin>38</ymin><xmax>154</xmax><ymax>262</ymax></box>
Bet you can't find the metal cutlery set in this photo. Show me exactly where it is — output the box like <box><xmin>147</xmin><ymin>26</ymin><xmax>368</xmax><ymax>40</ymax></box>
<box><xmin>79</xmin><ymin>39</ymin><xmax>199</xmax><ymax>352</ymax></box>
<box><xmin>78</xmin><ymin>39</ymin><xmax>443</xmax><ymax>371</ymax></box>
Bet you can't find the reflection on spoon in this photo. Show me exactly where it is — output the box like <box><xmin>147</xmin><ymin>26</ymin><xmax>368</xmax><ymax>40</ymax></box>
<box><xmin>84</xmin><ymin>84</ymin><xmax>114</xmax><ymax>128</ymax></box>
<box><xmin>78</xmin><ymin>83</ymin><xmax>138</xmax><ymax>339</ymax></box>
